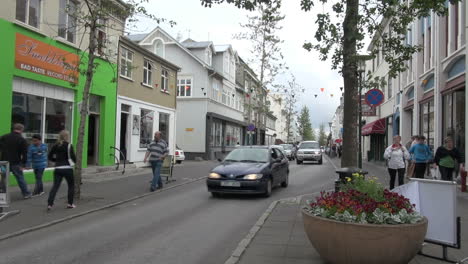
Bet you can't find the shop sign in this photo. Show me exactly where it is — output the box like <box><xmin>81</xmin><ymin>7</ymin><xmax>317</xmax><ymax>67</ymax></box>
<box><xmin>361</xmin><ymin>96</ymin><xmax>376</xmax><ymax>116</ymax></box>
<box><xmin>15</xmin><ymin>33</ymin><xmax>79</xmax><ymax>83</ymax></box>
<box><xmin>185</xmin><ymin>128</ymin><xmax>194</xmax><ymax>132</ymax></box>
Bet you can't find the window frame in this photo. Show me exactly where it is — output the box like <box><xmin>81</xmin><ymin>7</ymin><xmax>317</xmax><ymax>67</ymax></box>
<box><xmin>58</xmin><ymin>0</ymin><xmax>77</xmax><ymax>43</ymax></box>
<box><xmin>142</xmin><ymin>59</ymin><xmax>153</xmax><ymax>87</ymax></box>
<box><xmin>120</xmin><ymin>47</ymin><xmax>133</xmax><ymax>80</ymax></box>
<box><xmin>16</xmin><ymin>0</ymin><xmax>42</xmax><ymax>29</ymax></box>
<box><xmin>177</xmin><ymin>77</ymin><xmax>193</xmax><ymax>97</ymax></box>
<box><xmin>161</xmin><ymin>68</ymin><xmax>169</xmax><ymax>93</ymax></box>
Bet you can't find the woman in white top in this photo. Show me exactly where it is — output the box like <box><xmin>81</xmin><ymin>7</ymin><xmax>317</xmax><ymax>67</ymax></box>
<box><xmin>384</xmin><ymin>135</ymin><xmax>410</xmax><ymax>189</ymax></box>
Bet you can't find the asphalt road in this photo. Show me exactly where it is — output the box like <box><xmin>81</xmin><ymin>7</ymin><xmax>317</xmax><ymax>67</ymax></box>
<box><xmin>0</xmin><ymin>157</ymin><xmax>337</xmax><ymax>264</ymax></box>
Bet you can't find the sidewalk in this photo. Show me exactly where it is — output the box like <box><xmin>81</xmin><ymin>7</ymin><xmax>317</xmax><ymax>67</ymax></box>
<box><xmin>0</xmin><ymin>161</ymin><xmax>216</xmax><ymax>239</ymax></box>
<box><xmin>235</xmin><ymin>157</ymin><xmax>468</xmax><ymax>264</ymax></box>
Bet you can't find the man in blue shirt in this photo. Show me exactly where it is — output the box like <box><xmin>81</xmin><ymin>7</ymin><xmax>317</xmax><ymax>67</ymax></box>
<box><xmin>143</xmin><ymin>131</ymin><xmax>169</xmax><ymax>192</ymax></box>
<box><xmin>409</xmin><ymin>135</ymin><xmax>433</xmax><ymax>179</ymax></box>
<box><xmin>26</xmin><ymin>134</ymin><xmax>47</xmax><ymax>196</ymax></box>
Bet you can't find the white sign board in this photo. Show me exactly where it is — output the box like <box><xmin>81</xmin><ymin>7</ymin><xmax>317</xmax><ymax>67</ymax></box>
<box><xmin>393</xmin><ymin>179</ymin><xmax>457</xmax><ymax>246</ymax></box>
<box><xmin>0</xmin><ymin>162</ymin><xmax>9</xmax><ymax>207</ymax></box>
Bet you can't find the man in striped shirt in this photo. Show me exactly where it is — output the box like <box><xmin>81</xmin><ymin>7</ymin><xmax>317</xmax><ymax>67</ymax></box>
<box><xmin>144</xmin><ymin>131</ymin><xmax>169</xmax><ymax>192</ymax></box>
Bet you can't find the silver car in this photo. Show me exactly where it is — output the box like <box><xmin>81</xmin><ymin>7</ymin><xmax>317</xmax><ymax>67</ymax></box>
<box><xmin>280</xmin><ymin>144</ymin><xmax>295</xmax><ymax>160</ymax></box>
<box><xmin>296</xmin><ymin>141</ymin><xmax>323</xmax><ymax>164</ymax></box>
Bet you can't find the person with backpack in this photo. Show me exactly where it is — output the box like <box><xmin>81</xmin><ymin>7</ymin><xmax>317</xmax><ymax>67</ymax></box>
<box><xmin>409</xmin><ymin>135</ymin><xmax>433</xmax><ymax>179</ymax></box>
<box><xmin>433</xmin><ymin>137</ymin><xmax>464</xmax><ymax>181</ymax></box>
<box><xmin>47</xmin><ymin>130</ymin><xmax>76</xmax><ymax>210</ymax></box>
<box><xmin>384</xmin><ymin>135</ymin><xmax>410</xmax><ymax>189</ymax></box>
<box><xmin>26</xmin><ymin>134</ymin><xmax>47</xmax><ymax>196</ymax></box>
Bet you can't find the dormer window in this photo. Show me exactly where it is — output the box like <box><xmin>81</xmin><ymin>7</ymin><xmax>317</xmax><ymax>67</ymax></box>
<box><xmin>205</xmin><ymin>49</ymin><xmax>212</xmax><ymax>66</ymax></box>
<box><xmin>154</xmin><ymin>39</ymin><xmax>165</xmax><ymax>58</ymax></box>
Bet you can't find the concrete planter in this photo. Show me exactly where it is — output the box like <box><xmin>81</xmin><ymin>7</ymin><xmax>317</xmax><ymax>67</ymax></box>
<box><xmin>302</xmin><ymin>209</ymin><xmax>428</xmax><ymax>264</ymax></box>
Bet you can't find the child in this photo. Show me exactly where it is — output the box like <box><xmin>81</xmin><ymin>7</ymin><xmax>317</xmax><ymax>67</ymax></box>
<box><xmin>26</xmin><ymin>134</ymin><xmax>48</xmax><ymax>196</ymax></box>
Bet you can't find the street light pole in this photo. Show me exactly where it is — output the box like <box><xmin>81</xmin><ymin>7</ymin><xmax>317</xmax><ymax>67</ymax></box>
<box><xmin>328</xmin><ymin>121</ymin><xmax>332</xmax><ymax>155</ymax></box>
<box><xmin>358</xmin><ymin>72</ymin><xmax>363</xmax><ymax>169</ymax></box>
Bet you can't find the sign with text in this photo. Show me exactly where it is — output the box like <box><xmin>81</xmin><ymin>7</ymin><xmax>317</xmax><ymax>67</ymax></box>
<box><xmin>15</xmin><ymin>33</ymin><xmax>79</xmax><ymax>83</ymax></box>
<box><xmin>361</xmin><ymin>96</ymin><xmax>376</xmax><ymax>116</ymax></box>
<box><xmin>0</xmin><ymin>162</ymin><xmax>10</xmax><ymax>207</ymax></box>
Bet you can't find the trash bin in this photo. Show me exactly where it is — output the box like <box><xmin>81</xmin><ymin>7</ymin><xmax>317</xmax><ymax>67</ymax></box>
<box><xmin>334</xmin><ymin>167</ymin><xmax>368</xmax><ymax>192</ymax></box>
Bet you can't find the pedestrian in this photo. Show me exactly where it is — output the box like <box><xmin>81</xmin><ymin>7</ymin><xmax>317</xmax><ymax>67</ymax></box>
<box><xmin>406</xmin><ymin>135</ymin><xmax>419</xmax><ymax>178</ymax></box>
<box><xmin>143</xmin><ymin>131</ymin><xmax>169</xmax><ymax>192</ymax></box>
<box><xmin>433</xmin><ymin>137</ymin><xmax>464</xmax><ymax>181</ymax></box>
<box><xmin>26</xmin><ymin>134</ymin><xmax>47</xmax><ymax>196</ymax></box>
<box><xmin>47</xmin><ymin>130</ymin><xmax>76</xmax><ymax>210</ymax></box>
<box><xmin>0</xmin><ymin>123</ymin><xmax>32</xmax><ymax>199</ymax></box>
<box><xmin>384</xmin><ymin>136</ymin><xmax>410</xmax><ymax>189</ymax></box>
<box><xmin>409</xmin><ymin>135</ymin><xmax>433</xmax><ymax>179</ymax></box>
<box><xmin>337</xmin><ymin>145</ymin><xmax>343</xmax><ymax>158</ymax></box>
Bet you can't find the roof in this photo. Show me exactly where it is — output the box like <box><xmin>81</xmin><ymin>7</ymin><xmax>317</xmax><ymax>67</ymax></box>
<box><xmin>127</xmin><ymin>33</ymin><xmax>148</xmax><ymax>43</ymax></box>
<box><xmin>181</xmin><ymin>39</ymin><xmax>213</xmax><ymax>49</ymax></box>
<box><xmin>214</xmin><ymin>44</ymin><xmax>231</xmax><ymax>53</ymax></box>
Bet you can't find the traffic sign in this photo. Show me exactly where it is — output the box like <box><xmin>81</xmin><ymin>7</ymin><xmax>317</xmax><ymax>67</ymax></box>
<box><xmin>247</xmin><ymin>124</ymin><xmax>256</xmax><ymax>131</ymax></box>
<box><xmin>365</xmin><ymin>89</ymin><xmax>384</xmax><ymax>107</ymax></box>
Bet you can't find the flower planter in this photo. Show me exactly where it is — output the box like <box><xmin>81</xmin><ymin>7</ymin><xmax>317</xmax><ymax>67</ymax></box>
<box><xmin>302</xmin><ymin>209</ymin><xmax>428</xmax><ymax>264</ymax></box>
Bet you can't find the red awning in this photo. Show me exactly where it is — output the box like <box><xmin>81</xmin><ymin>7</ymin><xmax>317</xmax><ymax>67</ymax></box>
<box><xmin>362</xmin><ymin>118</ymin><xmax>386</xmax><ymax>136</ymax></box>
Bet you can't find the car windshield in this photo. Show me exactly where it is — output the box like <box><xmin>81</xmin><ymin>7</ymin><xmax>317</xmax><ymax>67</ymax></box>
<box><xmin>280</xmin><ymin>144</ymin><xmax>292</xmax><ymax>150</ymax></box>
<box><xmin>299</xmin><ymin>142</ymin><xmax>320</xmax><ymax>149</ymax></box>
<box><xmin>224</xmin><ymin>148</ymin><xmax>269</xmax><ymax>163</ymax></box>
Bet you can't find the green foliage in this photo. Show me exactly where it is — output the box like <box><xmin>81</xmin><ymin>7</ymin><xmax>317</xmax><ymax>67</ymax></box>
<box><xmin>298</xmin><ymin>106</ymin><xmax>315</xmax><ymax>141</ymax></box>
<box><xmin>340</xmin><ymin>174</ymin><xmax>385</xmax><ymax>202</ymax></box>
<box><xmin>318</xmin><ymin>123</ymin><xmax>327</xmax><ymax>147</ymax></box>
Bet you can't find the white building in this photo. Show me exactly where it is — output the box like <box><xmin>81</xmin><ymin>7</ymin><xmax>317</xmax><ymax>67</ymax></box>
<box><xmin>268</xmin><ymin>93</ymin><xmax>288</xmax><ymax>143</ymax></box>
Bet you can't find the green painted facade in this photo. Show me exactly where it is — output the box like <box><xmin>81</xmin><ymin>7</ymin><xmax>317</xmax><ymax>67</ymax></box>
<box><xmin>0</xmin><ymin>19</ymin><xmax>118</xmax><ymax>185</ymax></box>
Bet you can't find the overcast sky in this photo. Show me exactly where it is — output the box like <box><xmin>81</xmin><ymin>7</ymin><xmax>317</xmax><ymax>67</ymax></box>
<box><xmin>130</xmin><ymin>0</ymin><xmax>342</xmax><ymax>132</ymax></box>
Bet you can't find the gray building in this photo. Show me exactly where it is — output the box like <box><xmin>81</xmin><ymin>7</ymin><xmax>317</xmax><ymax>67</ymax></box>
<box><xmin>129</xmin><ymin>28</ymin><xmax>245</xmax><ymax>160</ymax></box>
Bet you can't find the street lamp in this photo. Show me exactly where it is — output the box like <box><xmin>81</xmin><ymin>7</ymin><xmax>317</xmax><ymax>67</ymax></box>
<box><xmin>328</xmin><ymin>121</ymin><xmax>333</xmax><ymax>155</ymax></box>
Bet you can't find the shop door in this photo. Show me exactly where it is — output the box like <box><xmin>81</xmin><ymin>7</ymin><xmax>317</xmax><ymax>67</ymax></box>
<box><xmin>88</xmin><ymin>114</ymin><xmax>99</xmax><ymax>165</ymax></box>
<box><xmin>120</xmin><ymin>112</ymin><xmax>129</xmax><ymax>161</ymax></box>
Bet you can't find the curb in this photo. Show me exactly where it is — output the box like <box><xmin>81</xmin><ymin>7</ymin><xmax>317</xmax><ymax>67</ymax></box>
<box><xmin>0</xmin><ymin>176</ymin><xmax>208</xmax><ymax>242</ymax></box>
<box><xmin>224</xmin><ymin>196</ymin><xmax>304</xmax><ymax>264</ymax></box>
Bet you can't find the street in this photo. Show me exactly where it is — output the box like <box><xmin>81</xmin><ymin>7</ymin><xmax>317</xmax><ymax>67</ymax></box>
<box><xmin>0</xmin><ymin>159</ymin><xmax>336</xmax><ymax>264</ymax></box>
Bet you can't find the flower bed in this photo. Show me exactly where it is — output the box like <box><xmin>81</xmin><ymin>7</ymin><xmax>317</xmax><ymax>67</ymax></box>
<box><xmin>305</xmin><ymin>173</ymin><xmax>423</xmax><ymax>224</ymax></box>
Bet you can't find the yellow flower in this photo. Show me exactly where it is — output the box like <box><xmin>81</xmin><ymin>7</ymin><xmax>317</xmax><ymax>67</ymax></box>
<box><xmin>346</xmin><ymin>177</ymin><xmax>352</xmax><ymax>182</ymax></box>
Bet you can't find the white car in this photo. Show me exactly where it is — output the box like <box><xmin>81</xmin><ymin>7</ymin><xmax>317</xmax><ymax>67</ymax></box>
<box><xmin>175</xmin><ymin>145</ymin><xmax>185</xmax><ymax>164</ymax></box>
<box><xmin>296</xmin><ymin>141</ymin><xmax>323</xmax><ymax>165</ymax></box>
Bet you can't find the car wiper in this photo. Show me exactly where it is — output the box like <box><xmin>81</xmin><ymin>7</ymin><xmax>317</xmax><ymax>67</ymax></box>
<box><xmin>224</xmin><ymin>159</ymin><xmax>238</xmax><ymax>162</ymax></box>
<box><xmin>239</xmin><ymin>160</ymin><xmax>262</xmax><ymax>163</ymax></box>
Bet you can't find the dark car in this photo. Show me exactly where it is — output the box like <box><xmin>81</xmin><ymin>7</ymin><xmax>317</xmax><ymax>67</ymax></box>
<box><xmin>206</xmin><ymin>146</ymin><xmax>289</xmax><ymax>197</ymax></box>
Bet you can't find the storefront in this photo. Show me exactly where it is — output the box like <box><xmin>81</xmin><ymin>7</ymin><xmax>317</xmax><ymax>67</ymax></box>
<box><xmin>362</xmin><ymin>118</ymin><xmax>386</xmax><ymax>161</ymax></box>
<box><xmin>207</xmin><ymin>113</ymin><xmax>244</xmax><ymax>160</ymax></box>
<box><xmin>0</xmin><ymin>19</ymin><xmax>117</xmax><ymax>184</ymax></box>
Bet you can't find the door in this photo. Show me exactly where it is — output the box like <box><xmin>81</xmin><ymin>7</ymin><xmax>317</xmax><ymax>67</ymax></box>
<box><xmin>87</xmin><ymin>114</ymin><xmax>99</xmax><ymax>165</ymax></box>
<box><xmin>120</xmin><ymin>113</ymin><xmax>129</xmax><ymax>161</ymax></box>
<box><xmin>272</xmin><ymin>148</ymin><xmax>286</xmax><ymax>185</ymax></box>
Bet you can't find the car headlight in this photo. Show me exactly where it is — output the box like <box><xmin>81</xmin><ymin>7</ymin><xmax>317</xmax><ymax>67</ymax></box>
<box><xmin>209</xmin><ymin>173</ymin><xmax>221</xmax><ymax>179</ymax></box>
<box><xmin>243</xmin><ymin>174</ymin><xmax>263</xmax><ymax>180</ymax></box>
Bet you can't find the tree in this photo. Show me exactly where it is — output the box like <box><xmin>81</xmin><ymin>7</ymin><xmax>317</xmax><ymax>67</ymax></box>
<box><xmin>61</xmin><ymin>0</ymin><xmax>173</xmax><ymax>199</ymax></box>
<box><xmin>278</xmin><ymin>75</ymin><xmax>303</xmax><ymax>143</ymax></box>
<box><xmin>235</xmin><ymin>0</ymin><xmax>286</xmax><ymax>144</ymax></box>
<box><xmin>318</xmin><ymin>124</ymin><xmax>327</xmax><ymax>147</ymax></box>
<box><xmin>298</xmin><ymin>106</ymin><xmax>314</xmax><ymax>141</ymax></box>
<box><xmin>201</xmin><ymin>0</ymin><xmax>458</xmax><ymax>168</ymax></box>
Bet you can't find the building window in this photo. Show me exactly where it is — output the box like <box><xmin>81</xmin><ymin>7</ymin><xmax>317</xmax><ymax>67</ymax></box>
<box><xmin>96</xmin><ymin>18</ymin><xmax>107</xmax><ymax>55</ymax></box>
<box><xmin>159</xmin><ymin>112</ymin><xmax>170</xmax><ymax>144</ymax></box>
<box><xmin>11</xmin><ymin>92</ymin><xmax>73</xmax><ymax>155</ymax></box>
<box><xmin>58</xmin><ymin>0</ymin><xmax>77</xmax><ymax>43</ymax></box>
<box><xmin>442</xmin><ymin>91</ymin><xmax>465</xmax><ymax>152</ymax></box>
<box><xmin>205</xmin><ymin>49</ymin><xmax>212</xmax><ymax>65</ymax></box>
<box><xmin>140</xmin><ymin>109</ymin><xmax>154</xmax><ymax>148</ymax></box>
<box><xmin>16</xmin><ymin>0</ymin><xmax>41</xmax><ymax>28</ymax></box>
<box><xmin>154</xmin><ymin>39</ymin><xmax>164</xmax><ymax>58</ymax></box>
<box><xmin>177</xmin><ymin>78</ymin><xmax>192</xmax><ymax>97</ymax></box>
<box><xmin>210</xmin><ymin>120</ymin><xmax>223</xmax><ymax>147</ymax></box>
<box><xmin>420</xmin><ymin>100</ymin><xmax>434</xmax><ymax>149</ymax></box>
<box><xmin>120</xmin><ymin>47</ymin><xmax>133</xmax><ymax>79</ymax></box>
<box><xmin>387</xmin><ymin>76</ymin><xmax>392</xmax><ymax>99</ymax></box>
<box><xmin>143</xmin><ymin>60</ymin><xmax>153</xmax><ymax>86</ymax></box>
<box><xmin>212</xmin><ymin>81</ymin><xmax>219</xmax><ymax>101</ymax></box>
<box><xmin>161</xmin><ymin>69</ymin><xmax>169</xmax><ymax>92</ymax></box>
<box><xmin>407</xmin><ymin>87</ymin><xmax>414</xmax><ymax>101</ymax></box>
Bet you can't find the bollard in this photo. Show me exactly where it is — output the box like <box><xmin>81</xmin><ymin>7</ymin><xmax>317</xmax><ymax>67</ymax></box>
<box><xmin>461</xmin><ymin>169</ymin><xmax>467</xmax><ymax>192</ymax></box>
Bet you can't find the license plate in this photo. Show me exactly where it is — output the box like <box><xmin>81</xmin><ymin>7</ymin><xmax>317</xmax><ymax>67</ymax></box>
<box><xmin>221</xmin><ymin>181</ymin><xmax>241</xmax><ymax>187</ymax></box>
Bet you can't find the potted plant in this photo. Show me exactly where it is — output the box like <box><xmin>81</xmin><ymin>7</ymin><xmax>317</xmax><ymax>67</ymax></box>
<box><xmin>302</xmin><ymin>173</ymin><xmax>428</xmax><ymax>264</ymax></box>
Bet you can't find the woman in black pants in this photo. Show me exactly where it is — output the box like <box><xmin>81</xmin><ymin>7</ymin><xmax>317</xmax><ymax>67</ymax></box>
<box><xmin>434</xmin><ymin>137</ymin><xmax>464</xmax><ymax>181</ymax></box>
<box><xmin>47</xmin><ymin>130</ymin><xmax>76</xmax><ymax>210</ymax></box>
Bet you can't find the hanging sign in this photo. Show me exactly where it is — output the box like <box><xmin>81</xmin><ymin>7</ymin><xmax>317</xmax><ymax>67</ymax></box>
<box><xmin>365</xmin><ymin>89</ymin><xmax>385</xmax><ymax>107</ymax></box>
<box><xmin>15</xmin><ymin>33</ymin><xmax>79</xmax><ymax>83</ymax></box>
<box><xmin>361</xmin><ymin>96</ymin><xmax>377</xmax><ymax>116</ymax></box>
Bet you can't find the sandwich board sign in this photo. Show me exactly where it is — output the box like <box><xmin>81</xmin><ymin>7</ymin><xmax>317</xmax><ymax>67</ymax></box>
<box><xmin>0</xmin><ymin>161</ymin><xmax>9</xmax><ymax>207</ymax></box>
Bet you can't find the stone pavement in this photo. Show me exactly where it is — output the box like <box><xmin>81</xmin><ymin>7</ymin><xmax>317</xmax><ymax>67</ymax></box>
<box><xmin>235</xmin><ymin>157</ymin><xmax>468</xmax><ymax>264</ymax></box>
<box><xmin>0</xmin><ymin>161</ymin><xmax>216</xmax><ymax>239</ymax></box>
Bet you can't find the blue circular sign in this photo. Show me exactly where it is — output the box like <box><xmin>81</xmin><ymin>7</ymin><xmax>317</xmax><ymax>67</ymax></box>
<box><xmin>365</xmin><ymin>89</ymin><xmax>385</xmax><ymax>107</ymax></box>
<box><xmin>247</xmin><ymin>124</ymin><xmax>256</xmax><ymax>131</ymax></box>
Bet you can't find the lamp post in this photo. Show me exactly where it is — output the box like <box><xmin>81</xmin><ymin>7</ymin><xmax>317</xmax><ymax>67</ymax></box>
<box><xmin>328</xmin><ymin>121</ymin><xmax>333</xmax><ymax>155</ymax></box>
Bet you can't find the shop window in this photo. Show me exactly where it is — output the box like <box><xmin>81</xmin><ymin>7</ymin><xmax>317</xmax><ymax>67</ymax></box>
<box><xmin>159</xmin><ymin>112</ymin><xmax>170</xmax><ymax>144</ymax></box>
<box><xmin>58</xmin><ymin>0</ymin><xmax>77</xmax><ymax>43</ymax></box>
<box><xmin>210</xmin><ymin>120</ymin><xmax>223</xmax><ymax>147</ymax></box>
<box><xmin>16</xmin><ymin>0</ymin><xmax>41</xmax><ymax>28</ymax></box>
<box><xmin>443</xmin><ymin>91</ymin><xmax>465</xmax><ymax>152</ymax></box>
<box><xmin>140</xmin><ymin>109</ymin><xmax>154</xmax><ymax>148</ymax></box>
<box><xmin>45</xmin><ymin>99</ymin><xmax>73</xmax><ymax>147</ymax></box>
<box><xmin>177</xmin><ymin>78</ymin><xmax>192</xmax><ymax>97</ymax></box>
<box><xmin>161</xmin><ymin>69</ymin><xmax>169</xmax><ymax>92</ymax></box>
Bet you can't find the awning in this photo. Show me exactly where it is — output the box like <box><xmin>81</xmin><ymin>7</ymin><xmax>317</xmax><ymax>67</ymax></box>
<box><xmin>362</xmin><ymin>118</ymin><xmax>386</xmax><ymax>136</ymax></box>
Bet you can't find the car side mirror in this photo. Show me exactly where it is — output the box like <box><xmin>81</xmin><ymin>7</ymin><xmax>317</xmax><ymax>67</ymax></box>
<box><xmin>217</xmin><ymin>158</ymin><xmax>222</xmax><ymax>162</ymax></box>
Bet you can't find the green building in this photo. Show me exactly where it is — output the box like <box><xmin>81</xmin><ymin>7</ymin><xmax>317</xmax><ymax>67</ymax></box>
<box><xmin>0</xmin><ymin>0</ymin><xmax>127</xmax><ymax>185</ymax></box>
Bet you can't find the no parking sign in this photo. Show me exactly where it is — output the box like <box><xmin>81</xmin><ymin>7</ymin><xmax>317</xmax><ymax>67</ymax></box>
<box><xmin>365</xmin><ymin>89</ymin><xmax>385</xmax><ymax>107</ymax></box>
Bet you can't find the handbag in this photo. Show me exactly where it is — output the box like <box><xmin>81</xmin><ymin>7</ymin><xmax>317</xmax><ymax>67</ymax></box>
<box><xmin>68</xmin><ymin>143</ymin><xmax>75</xmax><ymax>167</ymax></box>
<box><xmin>430</xmin><ymin>167</ymin><xmax>440</xmax><ymax>180</ymax></box>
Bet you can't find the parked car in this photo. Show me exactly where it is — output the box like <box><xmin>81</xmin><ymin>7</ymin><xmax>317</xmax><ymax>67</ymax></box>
<box><xmin>175</xmin><ymin>145</ymin><xmax>185</xmax><ymax>164</ymax></box>
<box><xmin>279</xmin><ymin>144</ymin><xmax>295</xmax><ymax>160</ymax></box>
<box><xmin>206</xmin><ymin>146</ymin><xmax>289</xmax><ymax>197</ymax></box>
<box><xmin>296</xmin><ymin>141</ymin><xmax>323</xmax><ymax>164</ymax></box>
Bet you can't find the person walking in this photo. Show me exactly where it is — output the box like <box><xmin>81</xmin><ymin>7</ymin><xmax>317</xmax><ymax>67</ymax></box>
<box><xmin>144</xmin><ymin>131</ymin><xmax>169</xmax><ymax>192</ymax></box>
<box><xmin>433</xmin><ymin>137</ymin><xmax>464</xmax><ymax>181</ymax></box>
<box><xmin>47</xmin><ymin>130</ymin><xmax>76</xmax><ymax>210</ymax></box>
<box><xmin>384</xmin><ymin>135</ymin><xmax>410</xmax><ymax>189</ymax></box>
<box><xmin>0</xmin><ymin>123</ymin><xmax>32</xmax><ymax>199</ymax></box>
<box><xmin>409</xmin><ymin>136</ymin><xmax>433</xmax><ymax>179</ymax></box>
<box><xmin>26</xmin><ymin>134</ymin><xmax>47</xmax><ymax>196</ymax></box>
